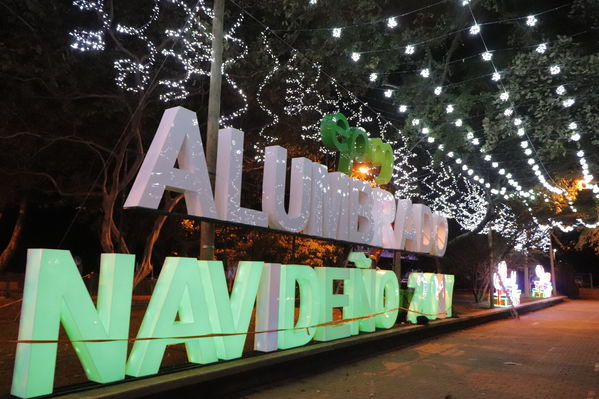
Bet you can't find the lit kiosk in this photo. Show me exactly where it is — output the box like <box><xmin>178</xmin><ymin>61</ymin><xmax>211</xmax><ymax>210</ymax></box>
<box><xmin>493</xmin><ymin>261</ymin><xmax>521</xmax><ymax>307</ymax></box>
<box><xmin>532</xmin><ymin>265</ymin><xmax>553</xmax><ymax>298</ymax></box>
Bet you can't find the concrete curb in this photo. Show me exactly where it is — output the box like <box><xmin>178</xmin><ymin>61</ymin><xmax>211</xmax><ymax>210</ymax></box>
<box><xmin>51</xmin><ymin>296</ymin><xmax>565</xmax><ymax>399</ymax></box>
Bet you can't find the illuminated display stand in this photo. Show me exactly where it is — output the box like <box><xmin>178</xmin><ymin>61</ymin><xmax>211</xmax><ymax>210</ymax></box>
<box><xmin>493</xmin><ymin>261</ymin><xmax>521</xmax><ymax>307</ymax></box>
<box><xmin>532</xmin><ymin>265</ymin><xmax>553</xmax><ymax>298</ymax></box>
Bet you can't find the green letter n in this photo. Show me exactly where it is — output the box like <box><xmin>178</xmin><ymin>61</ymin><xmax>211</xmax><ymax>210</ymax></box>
<box><xmin>11</xmin><ymin>249</ymin><xmax>134</xmax><ymax>398</ymax></box>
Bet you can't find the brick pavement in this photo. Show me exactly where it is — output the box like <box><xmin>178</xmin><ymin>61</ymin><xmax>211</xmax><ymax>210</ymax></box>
<box><xmin>241</xmin><ymin>299</ymin><xmax>599</xmax><ymax>399</ymax></box>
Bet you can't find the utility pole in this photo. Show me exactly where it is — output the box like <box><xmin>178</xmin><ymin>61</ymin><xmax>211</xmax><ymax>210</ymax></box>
<box><xmin>200</xmin><ymin>0</ymin><xmax>225</xmax><ymax>260</ymax></box>
<box><xmin>549</xmin><ymin>230</ymin><xmax>557</xmax><ymax>295</ymax></box>
<box><xmin>488</xmin><ymin>229</ymin><xmax>495</xmax><ymax>308</ymax></box>
<box><xmin>393</xmin><ymin>250</ymin><xmax>402</xmax><ymax>281</ymax></box>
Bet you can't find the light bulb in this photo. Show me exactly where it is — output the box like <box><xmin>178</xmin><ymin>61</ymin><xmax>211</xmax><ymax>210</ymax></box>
<box><xmin>492</xmin><ymin>72</ymin><xmax>501</xmax><ymax>81</ymax></box>
<box><xmin>422</xmin><ymin>127</ymin><xmax>430</xmax><ymax>134</ymax></box>
<box><xmin>500</xmin><ymin>92</ymin><xmax>509</xmax><ymax>101</ymax></box>
<box><xmin>536</xmin><ymin>43</ymin><xmax>547</xmax><ymax>53</ymax></box>
<box><xmin>469</xmin><ymin>24</ymin><xmax>480</xmax><ymax>35</ymax></box>
<box><xmin>387</xmin><ymin>17</ymin><xmax>398</xmax><ymax>29</ymax></box>
<box><xmin>504</xmin><ymin>108</ymin><xmax>513</xmax><ymax>116</ymax></box>
<box><xmin>526</xmin><ymin>15</ymin><xmax>538</xmax><ymax>26</ymax></box>
<box><xmin>369</xmin><ymin>72</ymin><xmax>378</xmax><ymax>82</ymax></box>
<box><xmin>405</xmin><ymin>45</ymin><xmax>415</xmax><ymax>54</ymax></box>
<box><xmin>562</xmin><ymin>98</ymin><xmax>575</xmax><ymax>108</ymax></box>
<box><xmin>568</xmin><ymin>122</ymin><xmax>577</xmax><ymax>130</ymax></box>
<box><xmin>446</xmin><ymin>104</ymin><xmax>454</xmax><ymax>113</ymax></box>
<box><xmin>455</xmin><ymin>119</ymin><xmax>463</xmax><ymax>127</ymax></box>
<box><xmin>332</xmin><ymin>28</ymin><xmax>342</xmax><ymax>38</ymax></box>
<box><xmin>514</xmin><ymin>118</ymin><xmax>522</xmax><ymax>126</ymax></box>
<box><xmin>384</xmin><ymin>89</ymin><xmax>393</xmax><ymax>98</ymax></box>
<box><xmin>517</xmin><ymin>128</ymin><xmax>525</xmax><ymax>136</ymax></box>
<box><xmin>571</xmin><ymin>132</ymin><xmax>581</xmax><ymax>141</ymax></box>
<box><xmin>434</xmin><ymin>86</ymin><xmax>442</xmax><ymax>95</ymax></box>
<box><xmin>420</xmin><ymin>68</ymin><xmax>430</xmax><ymax>78</ymax></box>
<box><xmin>556</xmin><ymin>85</ymin><xmax>566</xmax><ymax>95</ymax></box>
<box><xmin>351</xmin><ymin>52</ymin><xmax>361</xmax><ymax>62</ymax></box>
<box><xmin>481</xmin><ymin>51</ymin><xmax>493</xmax><ymax>61</ymax></box>
<box><xmin>549</xmin><ymin>65</ymin><xmax>561</xmax><ymax>75</ymax></box>
<box><xmin>411</xmin><ymin>119</ymin><xmax>420</xmax><ymax>126</ymax></box>
<box><xmin>398</xmin><ymin>104</ymin><xmax>407</xmax><ymax>113</ymax></box>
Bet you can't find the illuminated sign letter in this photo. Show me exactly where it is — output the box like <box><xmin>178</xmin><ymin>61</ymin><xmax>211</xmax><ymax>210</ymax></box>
<box><xmin>348</xmin><ymin>179</ymin><xmax>374</xmax><ymax>244</ymax></box>
<box><xmin>11</xmin><ymin>249</ymin><xmax>134</xmax><ymax>399</ymax></box>
<box><xmin>198</xmin><ymin>260</ymin><xmax>263</xmax><ymax>360</ymax></box>
<box><xmin>393</xmin><ymin>199</ymin><xmax>415</xmax><ymax>250</ymax></box>
<box><xmin>315</xmin><ymin>267</ymin><xmax>351</xmax><ymax>341</ymax></box>
<box><xmin>320</xmin><ymin>113</ymin><xmax>368</xmax><ymax>174</ymax></box>
<box><xmin>370</xmin><ymin>188</ymin><xmax>396</xmax><ymax>248</ymax></box>
<box><xmin>304</xmin><ymin>163</ymin><xmax>328</xmax><ymax>236</ymax></box>
<box><xmin>215</xmin><ymin>128</ymin><xmax>268</xmax><ymax>226</ymax></box>
<box><xmin>262</xmin><ymin>146</ymin><xmax>312</xmax><ymax>232</ymax></box>
<box><xmin>123</xmin><ymin>106</ymin><xmax>217</xmax><ymax>218</ymax></box>
<box><xmin>365</xmin><ymin>138</ymin><xmax>394</xmax><ymax>185</ymax></box>
<box><xmin>431</xmin><ymin>214</ymin><xmax>448</xmax><ymax>256</ymax></box>
<box><xmin>374</xmin><ymin>270</ymin><xmax>400</xmax><ymax>328</ymax></box>
<box><xmin>323</xmin><ymin>172</ymin><xmax>351</xmax><ymax>240</ymax></box>
<box><xmin>126</xmin><ymin>257</ymin><xmax>218</xmax><ymax>377</ymax></box>
<box><xmin>254</xmin><ymin>264</ymin><xmax>281</xmax><ymax>352</ymax></box>
<box><xmin>405</xmin><ymin>204</ymin><xmax>433</xmax><ymax>253</ymax></box>
<box><xmin>278</xmin><ymin>265</ymin><xmax>320</xmax><ymax>349</ymax></box>
<box><xmin>346</xmin><ymin>256</ymin><xmax>376</xmax><ymax>335</ymax></box>
<box><xmin>407</xmin><ymin>273</ymin><xmax>454</xmax><ymax>323</ymax></box>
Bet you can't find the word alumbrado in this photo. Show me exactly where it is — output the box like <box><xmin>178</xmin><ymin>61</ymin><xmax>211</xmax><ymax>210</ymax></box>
<box><xmin>123</xmin><ymin>106</ymin><xmax>449</xmax><ymax>256</ymax></box>
<box><xmin>11</xmin><ymin>249</ymin><xmax>454</xmax><ymax>398</ymax></box>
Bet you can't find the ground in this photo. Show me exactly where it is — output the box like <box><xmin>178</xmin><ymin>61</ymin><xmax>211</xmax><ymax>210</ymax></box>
<box><xmin>240</xmin><ymin>300</ymin><xmax>599</xmax><ymax>399</ymax></box>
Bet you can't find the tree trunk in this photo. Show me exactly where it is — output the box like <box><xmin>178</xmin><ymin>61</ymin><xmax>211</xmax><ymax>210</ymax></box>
<box><xmin>488</xmin><ymin>230</ymin><xmax>495</xmax><ymax>308</ymax></box>
<box><xmin>133</xmin><ymin>194</ymin><xmax>184</xmax><ymax>287</ymax></box>
<box><xmin>0</xmin><ymin>198</ymin><xmax>27</xmax><ymax>271</ymax></box>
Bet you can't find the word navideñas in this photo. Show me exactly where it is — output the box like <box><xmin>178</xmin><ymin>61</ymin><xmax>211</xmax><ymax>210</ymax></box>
<box><xmin>11</xmin><ymin>250</ymin><xmax>454</xmax><ymax>398</ymax></box>
<box><xmin>124</xmin><ymin>106</ymin><xmax>449</xmax><ymax>256</ymax></box>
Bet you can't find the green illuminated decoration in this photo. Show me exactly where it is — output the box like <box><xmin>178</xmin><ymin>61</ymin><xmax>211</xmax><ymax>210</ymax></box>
<box><xmin>11</xmin><ymin>249</ymin><xmax>134</xmax><ymax>398</ymax></box>
<box><xmin>444</xmin><ymin>275</ymin><xmax>455</xmax><ymax>318</ymax></box>
<box><xmin>126</xmin><ymin>257</ymin><xmax>219</xmax><ymax>377</ymax></box>
<box><xmin>407</xmin><ymin>273</ymin><xmax>455</xmax><ymax>323</ymax></box>
<box><xmin>348</xmin><ymin>251</ymin><xmax>372</xmax><ymax>269</ymax></box>
<box><xmin>315</xmin><ymin>267</ymin><xmax>351</xmax><ymax>341</ymax></box>
<box><xmin>198</xmin><ymin>260</ymin><xmax>263</xmax><ymax>360</ymax></box>
<box><xmin>345</xmin><ymin>268</ymin><xmax>376</xmax><ymax>335</ymax></box>
<box><xmin>320</xmin><ymin>113</ymin><xmax>369</xmax><ymax>174</ymax></box>
<box><xmin>278</xmin><ymin>265</ymin><xmax>321</xmax><ymax>349</ymax></box>
<box><xmin>10</xmin><ymin>249</ymin><xmax>455</xmax><ymax>398</ymax></box>
<box><xmin>365</xmin><ymin>138</ymin><xmax>394</xmax><ymax>185</ymax></box>
<box><xmin>373</xmin><ymin>270</ymin><xmax>400</xmax><ymax>328</ymax></box>
<box><xmin>320</xmin><ymin>113</ymin><xmax>394</xmax><ymax>184</ymax></box>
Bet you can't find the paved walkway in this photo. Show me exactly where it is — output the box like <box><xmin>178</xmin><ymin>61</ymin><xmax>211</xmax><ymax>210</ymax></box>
<box><xmin>241</xmin><ymin>300</ymin><xmax>599</xmax><ymax>399</ymax></box>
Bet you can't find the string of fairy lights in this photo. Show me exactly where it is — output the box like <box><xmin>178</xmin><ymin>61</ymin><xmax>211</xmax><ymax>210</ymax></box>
<box><xmin>357</xmin><ymin>3</ymin><xmax>572</xmax><ymax>202</ymax></box>
<box><xmin>465</xmin><ymin>2</ymin><xmax>565</xmax><ymax>197</ymax></box>
<box><xmin>70</xmin><ymin>0</ymin><xmax>249</xmax><ymax>125</ymax></box>
<box><xmin>68</xmin><ymin>0</ymin><xmax>596</xmax><ymax>240</ymax></box>
<box><xmin>351</xmin><ymin>0</ymin><xmax>597</xmax><ymax>233</ymax></box>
